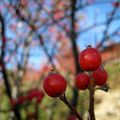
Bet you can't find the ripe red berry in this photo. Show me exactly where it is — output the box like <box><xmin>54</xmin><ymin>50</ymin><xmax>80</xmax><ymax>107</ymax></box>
<box><xmin>43</xmin><ymin>73</ymin><xmax>67</xmax><ymax>97</ymax></box>
<box><xmin>10</xmin><ymin>99</ymin><xmax>18</xmax><ymax>106</ymax></box>
<box><xmin>17</xmin><ymin>96</ymin><xmax>26</xmax><ymax>104</ymax></box>
<box><xmin>36</xmin><ymin>95</ymin><xmax>44</xmax><ymax>103</ymax></box>
<box><xmin>36</xmin><ymin>91</ymin><xmax>44</xmax><ymax>103</ymax></box>
<box><xmin>27</xmin><ymin>89</ymin><xmax>38</xmax><ymax>101</ymax></box>
<box><xmin>68</xmin><ymin>115</ymin><xmax>76</xmax><ymax>120</ymax></box>
<box><xmin>11</xmin><ymin>96</ymin><xmax>26</xmax><ymax>106</ymax></box>
<box><xmin>27</xmin><ymin>89</ymin><xmax>44</xmax><ymax>102</ymax></box>
<box><xmin>93</xmin><ymin>67</ymin><xmax>108</xmax><ymax>86</ymax></box>
<box><xmin>75</xmin><ymin>73</ymin><xmax>90</xmax><ymax>90</ymax></box>
<box><xmin>79</xmin><ymin>47</ymin><xmax>101</xmax><ymax>71</ymax></box>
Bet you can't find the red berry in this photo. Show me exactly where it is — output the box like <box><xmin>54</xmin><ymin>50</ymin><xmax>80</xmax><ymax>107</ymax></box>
<box><xmin>17</xmin><ymin>96</ymin><xmax>26</xmax><ymax>104</ymax></box>
<box><xmin>75</xmin><ymin>73</ymin><xmax>90</xmax><ymax>90</ymax></box>
<box><xmin>79</xmin><ymin>47</ymin><xmax>101</xmax><ymax>71</ymax></box>
<box><xmin>43</xmin><ymin>73</ymin><xmax>67</xmax><ymax>97</ymax></box>
<box><xmin>37</xmin><ymin>90</ymin><xmax>44</xmax><ymax>98</ymax></box>
<box><xmin>93</xmin><ymin>67</ymin><xmax>108</xmax><ymax>86</ymax></box>
<box><xmin>27</xmin><ymin>89</ymin><xmax>39</xmax><ymax>100</ymax></box>
<box><xmin>10</xmin><ymin>99</ymin><xmax>18</xmax><ymax>106</ymax></box>
<box><xmin>68</xmin><ymin>115</ymin><xmax>76</xmax><ymax>120</ymax></box>
<box><xmin>36</xmin><ymin>91</ymin><xmax>44</xmax><ymax>103</ymax></box>
<box><xmin>36</xmin><ymin>95</ymin><xmax>44</xmax><ymax>103</ymax></box>
<box><xmin>27</xmin><ymin>89</ymin><xmax>44</xmax><ymax>102</ymax></box>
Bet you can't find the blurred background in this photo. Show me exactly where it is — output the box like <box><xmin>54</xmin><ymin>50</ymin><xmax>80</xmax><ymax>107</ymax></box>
<box><xmin>0</xmin><ymin>0</ymin><xmax>120</xmax><ymax>120</ymax></box>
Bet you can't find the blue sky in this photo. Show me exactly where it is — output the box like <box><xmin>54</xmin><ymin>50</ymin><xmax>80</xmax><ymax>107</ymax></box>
<box><xmin>30</xmin><ymin>1</ymin><xmax>120</xmax><ymax>69</ymax></box>
<box><xmin>1</xmin><ymin>0</ymin><xmax>119</xmax><ymax>69</ymax></box>
<box><xmin>77</xmin><ymin>2</ymin><xmax>120</xmax><ymax>50</ymax></box>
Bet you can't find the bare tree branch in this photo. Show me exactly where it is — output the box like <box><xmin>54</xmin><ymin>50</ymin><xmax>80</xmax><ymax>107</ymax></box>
<box><xmin>69</xmin><ymin>0</ymin><xmax>83</xmax><ymax>116</ymax></box>
<box><xmin>98</xmin><ymin>2</ymin><xmax>120</xmax><ymax>48</ymax></box>
<box><xmin>0</xmin><ymin>13</ymin><xmax>21</xmax><ymax>120</ymax></box>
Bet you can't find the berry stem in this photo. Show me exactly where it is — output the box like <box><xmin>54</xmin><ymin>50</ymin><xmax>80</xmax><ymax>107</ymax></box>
<box><xmin>35</xmin><ymin>103</ymin><xmax>39</xmax><ymax>120</ymax></box>
<box><xmin>88</xmin><ymin>72</ymin><xmax>96</xmax><ymax>120</ymax></box>
<box><xmin>59</xmin><ymin>93</ymin><xmax>83</xmax><ymax>120</ymax></box>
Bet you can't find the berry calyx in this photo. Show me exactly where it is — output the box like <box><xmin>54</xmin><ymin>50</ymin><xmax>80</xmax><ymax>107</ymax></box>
<box><xmin>79</xmin><ymin>47</ymin><xmax>101</xmax><ymax>71</ymax></box>
<box><xmin>93</xmin><ymin>67</ymin><xmax>108</xmax><ymax>86</ymax></box>
<box><xmin>43</xmin><ymin>73</ymin><xmax>67</xmax><ymax>97</ymax></box>
<box><xmin>75</xmin><ymin>73</ymin><xmax>90</xmax><ymax>90</ymax></box>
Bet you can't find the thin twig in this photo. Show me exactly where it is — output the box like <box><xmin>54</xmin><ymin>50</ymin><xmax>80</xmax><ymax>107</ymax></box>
<box><xmin>59</xmin><ymin>93</ymin><xmax>83</xmax><ymax>120</ymax></box>
<box><xmin>76</xmin><ymin>1</ymin><xmax>112</xmax><ymax>10</ymax></box>
<box><xmin>98</xmin><ymin>1</ymin><xmax>120</xmax><ymax>47</ymax></box>
<box><xmin>70</xmin><ymin>0</ymin><xmax>83</xmax><ymax>112</ymax></box>
<box><xmin>88</xmin><ymin>72</ymin><xmax>95</xmax><ymax>120</ymax></box>
<box><xmin>35</xmin><ymin>103</ymin><xmax>39</xmax><ymax>120</ymax></box>
<box><xmin>78</xmin><ymin>16</ymin><xmax>120</xmax><ymax>34</ymax></box>
<box><xmin>0</xmin><ymin>13</ymin><xmax>21</xmax><ymax>120</ymax></box>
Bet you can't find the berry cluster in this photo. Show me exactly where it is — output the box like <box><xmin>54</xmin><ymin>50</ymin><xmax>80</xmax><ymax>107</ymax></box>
<box><xmin>27</xmin><ymin>88</ymin><xmax>44</xmax><ymax>103</ymax></box>
<box><xmin>76</xmin><ymin>47</ymin><xmax>108</xmax><ymax>90</ymax></box>
<box><xmin>11</xmin><ymin>89</ymin><xmax>44</xmax><ymax>106</ymax></box>
<box><xmin>43</xmin><ymin>47</ymin><xmax>108</xmax><ymax>97</ymax></box>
